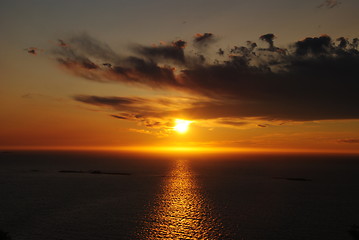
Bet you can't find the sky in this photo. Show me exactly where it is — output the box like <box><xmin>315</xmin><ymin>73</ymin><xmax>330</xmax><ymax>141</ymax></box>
<box><xmin>1</xmin><ymin>0</ymin><xmax>359</xmax><ymax>152</ymax></box>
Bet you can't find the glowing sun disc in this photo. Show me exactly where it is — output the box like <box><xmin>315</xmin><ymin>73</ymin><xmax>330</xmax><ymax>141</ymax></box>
<box><xmin>173</xmin><ymin>119</ymin><xmax>192</xmax><ymax>134</ymax></box>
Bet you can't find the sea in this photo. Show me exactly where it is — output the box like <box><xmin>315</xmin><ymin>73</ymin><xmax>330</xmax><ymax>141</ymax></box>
<box><xmin>0</xmin><ymin>150</ymin><xmax>359</xmax><ymax>240</ymax></box>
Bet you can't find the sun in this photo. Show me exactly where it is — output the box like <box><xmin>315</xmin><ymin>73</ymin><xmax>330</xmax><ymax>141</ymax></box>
<box><xmin>173</xmin><ymin>119</ymin><xmax>192</xmax><ymax>134</ymax></box>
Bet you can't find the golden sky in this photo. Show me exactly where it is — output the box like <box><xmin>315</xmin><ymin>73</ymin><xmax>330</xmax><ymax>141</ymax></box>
<box><xmin>1</xmin><ymin>0</ymin><xmax>359</xmax><ymax>153</ymax></box>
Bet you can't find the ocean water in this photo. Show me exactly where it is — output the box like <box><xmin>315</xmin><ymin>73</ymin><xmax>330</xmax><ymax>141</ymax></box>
<box><xmin>0</xmin><ymin>150</ymin><xmax>359</xmax><ymax>240</ymax></box>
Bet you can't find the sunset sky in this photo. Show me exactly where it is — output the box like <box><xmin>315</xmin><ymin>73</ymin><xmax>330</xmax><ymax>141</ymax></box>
<box><xmin>1</xmin><ymin>0</ymin><xmax>359</xmax><ymax>152</ymax></box>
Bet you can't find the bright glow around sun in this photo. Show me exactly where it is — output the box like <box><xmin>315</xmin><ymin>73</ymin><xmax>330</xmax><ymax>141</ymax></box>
<box><xmin>173</xmin><ymin>119</ymin><xmax>192</xmax><ymax>134</ymax></box>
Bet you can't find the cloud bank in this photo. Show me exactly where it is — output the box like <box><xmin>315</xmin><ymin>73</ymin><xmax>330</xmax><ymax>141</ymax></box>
<box><xmin>46</xmin><ymin>32</ymin><xmax>359</xmax><ymax>132</ymax></box>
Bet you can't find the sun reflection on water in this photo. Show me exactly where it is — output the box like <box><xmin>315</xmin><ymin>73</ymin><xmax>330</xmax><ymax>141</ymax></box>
<box><xmin>137</xmin><ymin>159</ymin><xmax>227</xmax><ymax>239</ymax></box>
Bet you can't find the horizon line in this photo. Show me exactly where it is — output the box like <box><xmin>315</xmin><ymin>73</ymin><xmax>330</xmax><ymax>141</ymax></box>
<box><xmin>1</xmin><ymin>146</ymin><xmax>359</xmax><ymax>155</ymax></box>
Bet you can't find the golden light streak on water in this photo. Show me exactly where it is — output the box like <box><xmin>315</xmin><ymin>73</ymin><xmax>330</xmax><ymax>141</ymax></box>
<box><xmin>137</xmin><ymin>159</ymin><xmax>228</xmax><ymax>239</ymax></box>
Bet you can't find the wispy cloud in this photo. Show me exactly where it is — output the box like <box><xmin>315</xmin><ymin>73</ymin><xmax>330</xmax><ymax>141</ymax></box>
<box><xmin>22</xmin><ymin>93</ymin><xmax>64</xmax><ymax>102</ymax></box>
<box><xmin>318</xmin><ymin>0</ymin><xmax>341</xmax><ymax>9</ymax></box>
<box><xmin>338</xmin><ymin>138</ymin><xmax>359</xmax><ymax>144</ymax></box>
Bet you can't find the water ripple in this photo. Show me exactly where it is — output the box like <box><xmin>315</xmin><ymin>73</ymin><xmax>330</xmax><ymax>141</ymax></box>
<box><xmin>136</xmin><ymin>159</ymin><xmax>230</xmax><ymax>239</ymax></box>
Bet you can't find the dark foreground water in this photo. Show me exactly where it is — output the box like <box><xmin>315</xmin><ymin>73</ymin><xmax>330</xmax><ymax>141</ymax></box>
<box><xmin>0</xmin><ymin>150</ymin><xmax>359</xmax><ymax>240</ymax></box>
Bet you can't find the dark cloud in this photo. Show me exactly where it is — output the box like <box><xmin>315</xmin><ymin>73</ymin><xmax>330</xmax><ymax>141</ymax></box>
<box><xmin>246</xmin><ymin>41</ymin><xmax>258</xmax><ymax>51</ymax></box>
<box><xmin>66</xmin><ymin>33</ymin><xmax>120</xmax><ymax>62</ymax></box>
<box><xmin>102</xmin><ymin>63</ymin><xmax>112</xmax><ymax>68</ymax></box>
<box><xmin>216</xmin><ymin>120</ymin><xmax>249</xmax><ymax>127</ymax></box>
<box><xmin>53</xmin><ymin>35</ymin><xmax>182</xmax><ymax>87</ymax></box>
<box><xmin>50</xmin><ymin>33</ymin><xmax>359</xmax><ymax>123</ymax></box>
<box><xmin>27</xmin><ymin>49</ymin><xmax>36</xmax><ymax>55</ymax></box>
<box><xmin>351</xmin><ymin>38</ymin><xmax>359</xmax><ymax>49</ymax></box>
<box><xmin>337</xmin><ymin>37</ymin><xmax>348</xmax><ymax>49</ymax></box>
<box><xmin>110</xmin><ymin>114</ymin><xmax>128</xmax><ymax>120</ymax></box>
<box><xmin>120</xmin><ymin>56</ymin><xmax>179</xmax><ymax>87</ymax></box>
<box><xmin>173</xmin><ymin>40</ymin><xmax>186</xmax><ymax>49</ymax></box>
<box><xmin>58</xmin><ymin>39</ymin><xmax>68</xmax><ymax>47</ymax></box>
<box><xmin>294</xmin><ymin>35</ymin><xmax>332</xmax><ymax>56</ymax></box>
<box><xmin>338</xmin><ymin>138</ymin><xmax>359</xmax><ymax>144</ymax></box>
<box><xmin>25</xmin><ymin>47</ymin><xmax>39</xmax><ymax>55</ymax></box>
<box><xmin>51</xmin><ymin>33</ymin><xmax>121</xmax><ymax>78</ymax></box>
<box><xmin>73</xmin><ymin>95</ymin><xmax>198</xmax><ymax>119</ymax></box>
<box><xmin>193</xmin><ymin>33</ymin><xmax>216</xmax><ymax>48</ymax></box>
<box><xmin>134</xmin><ymin>41</ymin><xmax>186</xmax><ymax>64</ymax></box>
<box><xmin>259</xmin><ymin>33</ymin><xmax>275</xmax><ymax>49</ymax></box>
<box><xmin>74</xmin><ymin>95</ymin><xmax>140</xmax><ymax>106</ymax></box>
<box><xmin>318</xmin><ymin>0</ymin><xmax>341</xmax><ymax>9</ymax></box>
<box><xmin>76</xmin><ymin>95</ymin><xmax>174</xmax><ymax>132</ymax></box>
<box><xmin>217</xmin><ymin>48</ymin><xmax>224</xmax><ymax>56</ymax></box>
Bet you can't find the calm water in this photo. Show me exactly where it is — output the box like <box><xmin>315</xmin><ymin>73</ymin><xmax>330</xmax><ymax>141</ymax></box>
<box><xmin>0</xmin><ymin>151</ymin><xmax>359</xmax><ymax>239</ymax></box>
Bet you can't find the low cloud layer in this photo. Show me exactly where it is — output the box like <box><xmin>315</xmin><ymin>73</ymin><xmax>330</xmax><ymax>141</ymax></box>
<box><xmin>44</xmin><ymin>32</ymin><xmax>359</xmax><ymax>132</ymax></box>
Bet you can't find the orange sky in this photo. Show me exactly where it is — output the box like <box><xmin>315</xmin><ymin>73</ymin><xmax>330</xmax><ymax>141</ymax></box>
<box><xmin>1</xmin><ymin>0</ymin><xmax>359</xmax><ymax>153</ymax></box>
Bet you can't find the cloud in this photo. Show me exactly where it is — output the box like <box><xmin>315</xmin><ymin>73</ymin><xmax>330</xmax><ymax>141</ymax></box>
<box><xmin>338</xmin><ymin>138</ymin><xmax>359</xmax><ymax>144</ymax></box>
<box><xmin>74</xmin><ymin>95</ymin><xmax>141</xmax><ymax>106</ymax></box>
<box><xmin>217</xmin><ymin>48</ymin><xmax>225</xmax><ymax>56</ymax></box>
<box><xmin>73</xmin><ymin>94</ymin><xmax>213</xmax><ymax>120</ymax></box>
<box><xmin>294</xmin><ymin>35</ymin><xmax>332</xmax><ymax>56</ymax></box>
<box><xmin>259</xmin><ymin>33</ymin><xmax>275</xmax><ymax>49</ymax></box>
<box><xmin>58</xmin><ymin>39</ymin><xmax>68</xmax><ymax>47</ymax></box>
<box><xmin>74</xmin><ymin>95</ymin><xmax>220</xmax><ymax>134</ymax></box>
<box><xmin>25</xmin><ymin>47</ymin><xmax>41</xmax><ymax>55</ymax></box>
<box><xmin>110</xmin><ymin>114</ymin><xmax>128</xmax><ymax>120</ymax></box>
<box><xmin>336</xmin><ymin>37</ymin><xmax>349</xmax><ymax>49</ymax></box>
<box><xmin>22</xmin><ymin>93</ymin><xmax>64</xmax><ymax>102</ymax></box>
<box><xmin>318</xmin><ymin>0</ymin><xmax>341</xmax><ymax>9</ymax></box>
<box><xmin>216</xmin><ymin>120</ymin><xmax>249</xmax><ymax>127</ymax></box>
<box><xmin>48</xmin><ymin>33</ymin><xmax>359</xmax><ymax>130</ymax></box>
<box><xmin>133</xmin><ymin>40</ymin><xmax>187</xmax><ymax>65</ymax></box>
<box><xmin>193</xmin><ymin>33</ymin><xmax>216</xmax><ymax>48</ymax></box>
<box><xmin>72</xmin><ymin>94</ymin><xmax>285</xmax><ymax>132</ymax></box>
